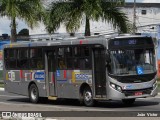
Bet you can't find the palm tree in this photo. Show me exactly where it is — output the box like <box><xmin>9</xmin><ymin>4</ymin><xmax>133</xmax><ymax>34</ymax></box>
<box><xmin>0</xmin><ymin>0</ymin><xmax>44</xmax><ymax>42</ymax></box>
<box><xmin>44</xmin><ymin>0</ymin><xmax>130</xmax><ymax>36</ymax></box>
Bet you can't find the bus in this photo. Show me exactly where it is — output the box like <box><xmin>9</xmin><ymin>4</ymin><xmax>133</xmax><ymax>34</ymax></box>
<box><xmin>3</xmin><ymin>34</ymin><xmax>158</xmax><ymax>106</ymax></box>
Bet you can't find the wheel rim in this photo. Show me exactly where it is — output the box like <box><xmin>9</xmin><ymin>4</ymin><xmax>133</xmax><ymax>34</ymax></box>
<box><xmin>84</xmin><ymin>91</ymin><xmax>92</xmax><ymax>102</ymax></box>
<box><xmin>31</xmin><ymin>87</ymin><xmax>37</xmax><ymax>100</ymax></box>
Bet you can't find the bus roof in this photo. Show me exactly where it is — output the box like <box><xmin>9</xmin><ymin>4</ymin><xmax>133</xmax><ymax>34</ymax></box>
<box><xmin>3</xmin><ymin>34</ymin><xmax>151</xmax><ymax>49</ymax></box>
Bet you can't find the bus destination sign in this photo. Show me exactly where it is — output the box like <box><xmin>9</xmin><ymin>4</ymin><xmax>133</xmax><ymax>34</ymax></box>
<box><xmin>113</xmin><ymin>39</ymin><xmax>137</xmax><ymax>46</ymax></box>
<box><xmin>109</xmin><ymin>37</ymin><xmax>154</xmax><ymax>49</ymax></box>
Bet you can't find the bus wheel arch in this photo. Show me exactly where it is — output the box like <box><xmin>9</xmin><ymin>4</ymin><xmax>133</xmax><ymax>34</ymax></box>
<box><xmin>79</xmin><ymin>83</ymin><xmax>94</xmax><ymax>107</ymax></box>
<box><xmin>28</xmin><ymin>82</ymin><xmax>39</xmax><ymax>103</ymax></box>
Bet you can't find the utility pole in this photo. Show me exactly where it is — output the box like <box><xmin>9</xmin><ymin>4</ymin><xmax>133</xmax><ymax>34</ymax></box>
<box><xmin>133</xmin><ymin>0</ymin><xmax>136</xmax><ymax>34</ymax></box>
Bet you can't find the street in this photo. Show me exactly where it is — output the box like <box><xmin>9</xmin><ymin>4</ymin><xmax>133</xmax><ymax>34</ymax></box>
<box><xmin>0</xmin><ymin>90</ymin><xmax>160</xmax><ymax>118</ymax></box>
<box><xmin>0</xmin><ymin>90</ymin><xmax>160</xmax><ymax>119</ymax></box>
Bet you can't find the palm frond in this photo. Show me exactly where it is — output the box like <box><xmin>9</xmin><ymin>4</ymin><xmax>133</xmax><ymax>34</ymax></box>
<box><xmin>101</xmin><ymin>1</ymin><xmax>131</xmax><ymax>33</ymax></box>
<box><xmin>44</xmin><ymin>0</ymin><xmax>130</xmax><ymax>35</ymax></box>
<box><xmin>44</xmin><ymin>1</ymin><xmax>81</xmax><ymax>33</ymax></box>
<box><xmin>64</xmin><ymin>9</ymin><xmax>83</xmax><ymax>33</ymax></box>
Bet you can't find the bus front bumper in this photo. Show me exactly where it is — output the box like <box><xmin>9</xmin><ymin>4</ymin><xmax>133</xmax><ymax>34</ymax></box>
<box><xmin>107</xmin><ymin>85</ymin><xmax>158</xmax><ymax>100</ymax></box>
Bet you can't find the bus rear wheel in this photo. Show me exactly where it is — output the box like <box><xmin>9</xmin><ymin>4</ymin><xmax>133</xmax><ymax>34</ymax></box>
<box><xmin>83</xmin><ymin>87</ymin><xmax>94</xmax><ymax>107</ymax></box>
<box><xmin>122</xmin><ymin>98</ymin><xmax>135</xmax><ymax>105</ymax></box>
<box><xmin>29</xmin><ymin>84</ymin><xmax>39</xmax><ymax>103</ymax></box>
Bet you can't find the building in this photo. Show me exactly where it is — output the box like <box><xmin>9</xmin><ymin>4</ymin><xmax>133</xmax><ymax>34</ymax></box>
<box><xmin>124</xmin><ymin>3</ymin><xmax>160</xmax><ymax>35</ymax></box>
<box><xmin>29</xmin><ymin>2</ymin><xmax>160</xmax><ymax>37</ymax></box>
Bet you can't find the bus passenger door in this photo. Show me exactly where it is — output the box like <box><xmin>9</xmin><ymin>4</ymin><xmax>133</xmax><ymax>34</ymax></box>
<box><xmin>45</xmin><ymin>50</ymin><xmax>57</xmax><ymax>96</ymax></box>
<box><xmin>93</xmin><ymin>48</ymin><xmax>106</xmax><ymax>97</ymax></box>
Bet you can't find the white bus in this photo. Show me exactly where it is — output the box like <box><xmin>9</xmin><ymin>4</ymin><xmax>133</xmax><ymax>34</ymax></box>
<box><xmin>3</xmin><ymin>34</ymin><xmax>158</xmax><ymax>106</ymax></box>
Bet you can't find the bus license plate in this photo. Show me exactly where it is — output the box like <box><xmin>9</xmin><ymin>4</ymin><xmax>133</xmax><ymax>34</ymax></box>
<box><xmin>135</xmin><ymin>92</ymin><xmax>142</xmax><ymax>96</ymax></box>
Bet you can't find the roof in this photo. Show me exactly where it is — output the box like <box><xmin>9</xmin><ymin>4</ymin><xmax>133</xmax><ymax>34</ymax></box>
<box><xmin>124</xmin><ymin>3</ymin><xmax>160</xmax><ymax>8</ymax></box>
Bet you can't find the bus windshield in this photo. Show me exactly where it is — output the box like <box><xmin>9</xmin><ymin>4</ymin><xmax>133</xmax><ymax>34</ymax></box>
<box><xmin>109</xmin><ymin>49</ymin><xmax>156</xmax><ymax>75</ymax></box>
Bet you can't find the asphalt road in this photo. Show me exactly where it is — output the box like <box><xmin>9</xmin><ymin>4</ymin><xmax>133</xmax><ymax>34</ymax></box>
<box><xmin>0</xmin><ymin>90</ymin><xmax>160</xmax><ymax>119</ymax></box>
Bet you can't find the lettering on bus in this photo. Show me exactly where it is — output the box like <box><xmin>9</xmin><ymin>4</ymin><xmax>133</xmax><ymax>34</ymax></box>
<box><xmin>34</xmin><ymin>72</ymin><xmax>45</xmax><ymax>80</ymax></box>
<box><xmin>72</xmin><ymin>71</ymin><xmax>92</xmax><ymax>83</ymax></box>
<box><xmin>123</xmin><ymin>85</ymin><xmax>133</xmax><ymax>90</ymax></box>
<box><xmin>75</xmin><ymin>73</ymin><xmax>89</xmax><ymax>80</ymax></box>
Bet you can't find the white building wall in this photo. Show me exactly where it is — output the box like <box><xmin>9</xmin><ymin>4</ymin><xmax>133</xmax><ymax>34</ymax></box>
<box><xmin>29</xmin><ymin>3</ymin><xmax>160</xmax><ymax>36</ymax></box>
<box><xmin>122</xmin><ymin>7</ymin><xmax>160</xmax><ymax>34</ymax></box>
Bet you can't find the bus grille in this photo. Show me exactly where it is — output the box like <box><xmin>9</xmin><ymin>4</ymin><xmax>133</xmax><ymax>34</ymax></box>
<box><xmin>122</xmin><ymin>87</ymin><xmax>152</xmax><ymax>96</ymax></box>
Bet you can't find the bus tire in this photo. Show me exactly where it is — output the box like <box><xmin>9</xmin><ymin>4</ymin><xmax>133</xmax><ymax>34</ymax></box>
<box><xmin>29</xmin><ymin>84</ymin><xmax>39</xmax><ymax>103</ymax></box>
<box><xmin>83</xmin><ymin>87</ymin><xmax>94</xmax><ymax>107</ymax></box>
<box><xmin>122</xmin><ymin>98</ymin><xmax>135</xmax><ymax>105</ymax></box>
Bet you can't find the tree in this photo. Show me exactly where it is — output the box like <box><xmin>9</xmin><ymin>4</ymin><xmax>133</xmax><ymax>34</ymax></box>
<box><xmin>0</xmin><ymin>0</ymin><xmax>44</xmax><ymax>42</ymax></box>
<box><xmin>44</xmin><ymin>0</ymin><xmax>131</xmax><ymax>36</ymax></box>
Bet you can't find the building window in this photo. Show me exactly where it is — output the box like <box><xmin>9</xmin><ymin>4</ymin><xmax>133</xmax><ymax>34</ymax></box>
<box><xmin>141</xmin><ymin>10</ymin><xmax>147</xmax><ymax>15</ymax></box>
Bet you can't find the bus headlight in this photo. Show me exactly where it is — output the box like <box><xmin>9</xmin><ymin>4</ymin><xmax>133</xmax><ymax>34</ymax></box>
<box><xmin>110</xmin><ymin>83</ymin><xmax>116</xmax><ymax>88</ymax></box>
<box><xmin>110</xmin><ymin>82</ymin><xmax>122</xmax><ymax>92</ymax></box>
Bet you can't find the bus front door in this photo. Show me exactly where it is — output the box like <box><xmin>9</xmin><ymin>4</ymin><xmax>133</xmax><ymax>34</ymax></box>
<box><xmin>93</xmin><ymin>48</ymin><xmax>106</xmax><ymax>97</ymax></box>
<box><xmin>45</xmin><ymin>50</ymin><xmax>57</xmax><ymax>96</ymax></box>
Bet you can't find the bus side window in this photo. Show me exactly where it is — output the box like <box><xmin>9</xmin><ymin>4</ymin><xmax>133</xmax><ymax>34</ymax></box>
<box><xmin>58</xmin><ymin>60</ymin><xmax>66</xmax><ymax>69</ymax></box>
<box><xmin>4</xmin><ymin>49</ymin><xmax>17</xmax><ymax>69</ymax></box>
<box><xmin>65</xmin><ymin>47</ymin><xmax>73</xmax><ymax>69</ymax></box>
<box><xmin>17</xmin><ymin>49</ymin><xmax>29</xmax><ymax>69</ymax></box>
<box><xmin>30</xmin><ymin>48</ymin><xmax>44</xmax><ymax>70</ymax></box>
<box><xmin>73</xmin><ymin>46</ymin><xmax>91</xmax><ymax>70</ymax></box>
<box><xmin>57</xmin><ymin>48</ymin><xmax>67</xmax><ymax>69</ymax></box>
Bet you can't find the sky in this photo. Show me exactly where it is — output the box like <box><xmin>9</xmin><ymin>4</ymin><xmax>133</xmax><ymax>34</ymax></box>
<box><xmin>1</xmin><ymin>0</ymin><xmax>160</xmax><ymax>35</ymax></box>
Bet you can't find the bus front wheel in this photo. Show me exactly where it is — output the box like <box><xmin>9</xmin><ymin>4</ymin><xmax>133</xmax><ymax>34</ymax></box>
<box><xmin>29</xmin><ymin>84</ymin><xmax>39</xmax><ymax>103</ymax></box>
<box><xmin>83</xmin><ymin>87</ymin><xmax>94</xmax><ymax>107</ymax></box>
<box><xmin>122</xmin><ymin>98</ymin><xmax>135</xmax><ymax>105</ymax></box>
